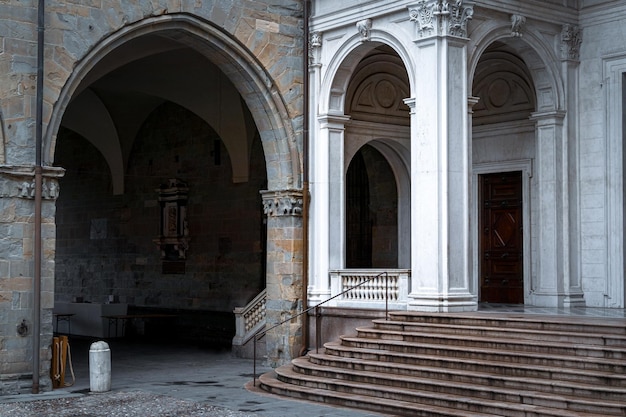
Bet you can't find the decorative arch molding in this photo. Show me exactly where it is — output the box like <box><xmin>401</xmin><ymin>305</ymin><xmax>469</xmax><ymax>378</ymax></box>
<box><xmin>467</xmin><ymin>21</ymin><xmax>565</xmax><ymax>113</ymax></box>
<box><xmin>320</xmin><ymin>30</ymin><xmax>415</xmax><ymax>116</ymax></box>
<box><xmin>472</xmin><ymin>46</ymin><xmax>537</xmax><ymax>125</ymax></box>
<box><xmin>46</xmin><ymin>13</ymin><xmax>299</xmax><ymax>190</ymax></box>
<box><xmin>345</xmin><ymin>48</ymin><xmax>411</xmax><ymax>126</ymax></box>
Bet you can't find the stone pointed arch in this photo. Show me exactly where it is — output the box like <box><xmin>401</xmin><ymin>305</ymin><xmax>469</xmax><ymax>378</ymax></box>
<box><xmin>46</xmin><ymin>13</ymin><xmax>300</xmax><ymax>191</ymax></box>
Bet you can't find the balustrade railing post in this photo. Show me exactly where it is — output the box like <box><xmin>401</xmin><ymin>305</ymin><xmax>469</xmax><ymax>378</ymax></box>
<box><xmin>250</xmin><ymin>270</ymin><xmax>393</xmax><ymax>385</ymax></box>
<box><xmin>385</xmin><ymin>271</ymin><xmax>389</xmax><ymax>320</ymax></box>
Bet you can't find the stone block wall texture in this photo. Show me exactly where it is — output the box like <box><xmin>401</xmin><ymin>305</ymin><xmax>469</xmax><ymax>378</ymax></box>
<box><xmin>0</xmin><ymin>0</ymin><xmax>304</xmax><ymax>394</ymax></box>
<box><xmin>54</xmin><ymin>102</ymin><xmax>267</xmax><ymax>311</ymax></box>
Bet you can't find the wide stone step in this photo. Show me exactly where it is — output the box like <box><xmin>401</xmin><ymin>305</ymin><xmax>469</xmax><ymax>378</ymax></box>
<box><xmin>258</xmin><ymin>371</ymin><xmax>488</xmax><ymax>417</ymax></box>
<box><xmin>304</xmin><ymin>352</ymin><xmax>626</xmax><ymax>401</ymax></box>
<box><xmin>372</xmin><ymin>319</ymin><xmax>626</xmax><ymax>347</ymax></box>
<box><xmin>323</xmin><ymin>341</ymin><xmax>626</xmax><ymax>387</ymax></box>
<box><xmin>259</xmin><ymin>312</ymin><xmax>626</xmax><ymax>416</ymax></box>
<box><xmin>293</xmin><ymin>356</ymin><xmax>626</xmax><ymax>411</ymax></box>
<box><xmin>356</xmin><ymin>326</ymin><xmax>626</xmax><ymax>359</ymax></box>
<box><xmin>339</xmin><ymin>335</ymin><xmax>626</xmax><ymax>373</ymax></box>
<box><xmin>387</xmin><ymin>312</ymin><xmax>626</xmax><ymax>336</ymax></box>
<box><xmin>268</xmin><ymin>365</ymin><xmax>620</xmax><ymax>417</ymax></box>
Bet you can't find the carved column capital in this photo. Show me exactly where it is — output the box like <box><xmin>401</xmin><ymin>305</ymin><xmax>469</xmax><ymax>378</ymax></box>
<box><xmin>409</xmin><ymin>1</ymin><xmax>435</xmax><ymax>38</ymax></box>
<box><xmin>409</xmin><ymin>0</ymin><xmax>474</xmax><ymax>39</ymax></box>
<box><xmin>445</xmin><ymin>0</ymin><xmax>474</xmax><ymax>38</ymax></box>
<box><xmin>0</xmin><ymin>165</ymin><xmax>65</xmax><ymax>200</ymax></box>
<box><xmin>261</xmin><ymin>189</ymin><xmax>303</xmax><ymax>217</ymax></box>
<box><xmin>561</xmin><ymin>24</ymin><xmax>582</xmax><ymax>61</ymax></box>
<box><xmin>309</xmin><ymin>31</ymin><xmax>322</xmax><ymax>65</ymax></box>
<box><xmin>310</xmin><ymin>31</ymin><xmax>322</xmax><ymax>48</ymax></box>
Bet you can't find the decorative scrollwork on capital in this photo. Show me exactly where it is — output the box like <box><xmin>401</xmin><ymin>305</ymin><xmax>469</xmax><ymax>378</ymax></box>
<box><xmin>561</xmin><ymin>24</ymin><xmax>582</xmax><ymax>61</ymax></box>
<box><xmin>510</xmin><ymin>14</ymin><xmax>526</xmax><ymax>38</ymax></box>
<box><xmin>446</xmin><ymin>0</ymin><xmax>474</xmax><ymax>38</ymax></box>
<box><xmin>261</xmin><ymin>190</ymin><xmax>303</xmax><ymax>217</ymax></box>
<box><xmin>310</xmin><ymin>32</ymin><xmax>322</xmax><ymax>48</ymax></box>
<box><xmin>309</xmin><ymin>31</ymin><xmax>322</xmax><ymax>65</ymax></box>
<box><xmin>356</xmin><ymin>19</ymin><xmax>372</xmax><ymax>42</ymax></box>
<box><xmin>409</xmin><ymin>0</ymin><xmax>435</xmax><ymax>38</ymax></box>
<box><xmin>409</xmin><ymin>0</ymin><xmax>473</xmax><ymax>39</ymax></box>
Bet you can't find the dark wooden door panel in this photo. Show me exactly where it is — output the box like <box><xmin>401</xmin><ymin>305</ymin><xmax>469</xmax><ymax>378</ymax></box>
<box><xmin>480</xmin><ymin>171</ymin><xmax>523</xmax><ymax>304</ymax></box>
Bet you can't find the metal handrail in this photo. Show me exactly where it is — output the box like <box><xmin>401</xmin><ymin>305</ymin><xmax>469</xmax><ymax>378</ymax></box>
<box><xmin>253</xmin><ymin>271</ymin><xmax>389</xmax><ymax>386</ymax></box>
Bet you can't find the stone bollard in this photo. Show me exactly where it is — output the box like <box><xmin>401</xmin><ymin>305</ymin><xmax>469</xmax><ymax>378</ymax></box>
<box><xmin>89</xmin><ymin>341</ymin><xmax>111</xmax><ymax>392</ymax></box>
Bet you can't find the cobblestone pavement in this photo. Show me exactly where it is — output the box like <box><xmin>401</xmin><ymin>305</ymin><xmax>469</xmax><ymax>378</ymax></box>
<box><xmin>0</xmin><ymin>390</ymin><xmax>257</xmax><ymax>417</ymax></box>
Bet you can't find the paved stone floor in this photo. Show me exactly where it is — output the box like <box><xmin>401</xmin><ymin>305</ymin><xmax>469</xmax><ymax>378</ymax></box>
<box><xmin>477</xmin><ymin>303</ymin><xmax>626</xmax><ymax>317</ymax></box>
<box><xmin>0</xmin><ymin>338</ymin><xmax>387</xmax><ymax>417</ymax></box>
<box><xmin>1</xmin><ymin>305</ymin><xmax>623</xmax><ymax>416</ymax></box>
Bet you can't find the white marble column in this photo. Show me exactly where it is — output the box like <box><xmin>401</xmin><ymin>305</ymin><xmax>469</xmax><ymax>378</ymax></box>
<box><xmin>531</xmin><ymin>110</ymin><xmax>584</xmax><ymax>307</ymax></box>
<box><xmin>406</xmin><ymin>0</ymin><xmax>477</xmax><ymax>311</ymax></box>
<box><xmin>561</xmin><ymin>24</ymin><xmax>585</xmax><ymax>307</ymax></box>
<box><xmin>308</xmin><ymin>114</ymin><xmax>349</xmax><ymax>305</ymax></box>
<box><xmin>528</xmin><ymin>24</ymin><xmax>585</xmax><ymax>308</ymax></box>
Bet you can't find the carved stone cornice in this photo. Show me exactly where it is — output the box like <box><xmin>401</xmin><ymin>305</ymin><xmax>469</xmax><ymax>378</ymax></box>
<box><xmin>561</xmin><ymin>24</ymin><xmax>582</xmax><ymax>61</ymax></box>
<box><xmin>409</xmin><ymin>0</ymin><xmax>474</xmax><ymax>39</ymax></box>
<box><xmin>0</xmin><ymin>165</ymin><xmax>65</xmax><ymax>200</ymax></box>
<box><xmin>261</xmin><ymin>189</ymin><xmax>303</xmax><ymax>217</ymax></box>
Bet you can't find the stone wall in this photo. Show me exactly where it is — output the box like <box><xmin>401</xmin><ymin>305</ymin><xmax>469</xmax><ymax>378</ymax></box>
<box><xmin>578</xmin><ymin>5</ymin><xmax>626</xmax><ymax>307</ymax></box>
<box><xmin>0</xmin><ymin>0</ymin><xmax>304</xmax><ymax>394</ymax></box>
<box><xmin>55</xmin><ymin>102</ymin><xmax>267</xmax><ymax>314</ymax></box>
<box><xmin>0</xmin><ymin>166</ymin><xmax>62</xmax><ymax>394</ymax></box>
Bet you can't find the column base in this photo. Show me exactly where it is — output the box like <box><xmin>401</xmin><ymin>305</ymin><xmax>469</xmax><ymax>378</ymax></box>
<box><xmin>407</xmin><ymin>293</ymin><xmax>478</xmax><ymax>312</ymax></box>
<box><xmin>529</xmin><ymin>292</ymin><xmax>586</xmax><ymax>308</ymax></box>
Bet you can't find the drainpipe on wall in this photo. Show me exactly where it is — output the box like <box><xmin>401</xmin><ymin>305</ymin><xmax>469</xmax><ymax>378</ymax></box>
<box><xmin>300</xmin><ymin>0</ymin><xmax>311</xmax><ymax>356</ymax></box>
<box><xmin>32</xmin><ymin>0</ymin><xmax>45</xmax><ymax>394</ymax></box>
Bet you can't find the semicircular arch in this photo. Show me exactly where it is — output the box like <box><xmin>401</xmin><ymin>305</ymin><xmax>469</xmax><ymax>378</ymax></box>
<box><xmin>468</xmin><ymin>22</ymin><xmax>564</xmax><ymax>113</ymax></box>
<box><xmin>320</xmin><ymin>30</ymin><xmax>415</xmax><ymax>116</ymax></box>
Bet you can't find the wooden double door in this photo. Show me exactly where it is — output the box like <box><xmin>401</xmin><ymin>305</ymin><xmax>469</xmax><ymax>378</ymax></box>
<box><xmin>479</xmin><ymin>171</ymin><xmax>524</xmax><ymax>304</ymax></box>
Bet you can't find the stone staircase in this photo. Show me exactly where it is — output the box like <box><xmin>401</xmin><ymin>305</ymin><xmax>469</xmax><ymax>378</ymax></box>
<box><xmin>259</xmin><ymin>311</ymin><xmax>626</xmax><ymax>416</ymax></box>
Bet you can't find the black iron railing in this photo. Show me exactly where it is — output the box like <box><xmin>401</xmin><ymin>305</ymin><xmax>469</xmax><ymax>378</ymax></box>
<box><xmin>253</xmin><ymin>271</ymin><xmax>389</xmax><ymax>386</ymax></box>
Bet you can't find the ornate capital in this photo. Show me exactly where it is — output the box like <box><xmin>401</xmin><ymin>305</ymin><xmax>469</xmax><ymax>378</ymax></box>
<box><xmin>409</xmin><ymin>1</ymin><xmax>435</xmax><ymax>38</ymax></box>
<box><xmin>261</xmin><ymin>189</ymin><xmax>303</xmax><ymax>217</ymax></box>
<box><xmin>0</xmin><ymin>165</ymin><xmax>65</xmax><ymax>200</ymax></box>
<box><xmin>561</xmin><ymin>24</ymin><xmax>582</xmax><ymax>61</ymax></box>
<box><xmin>309</xmin><ymin>31</ymin><xmax>322</xmax><ymax>65</ymax></box>
<box><xmin>510</xmin><ymin>14</ymin><xmax>526</xmax><ymax>38</ymax></box>
<box><xmin>356</xmin><ymin>19</ymin><xmax>372</xmax><ymax>42</ymax></box>
<box><xmin>409</xmin><ymin>0</ymin><xmax>474</xmax><ymax>39</ymax></box>
<box><xmin>310</xmin><ymin>31</ymin><xmax>322</xmax><ymax>48</ymax></box>
<box><xmin>446</xmin><ymin>0</ymin><xmax>474</xmax><ymax>38</ymax></box>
